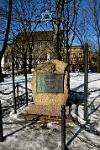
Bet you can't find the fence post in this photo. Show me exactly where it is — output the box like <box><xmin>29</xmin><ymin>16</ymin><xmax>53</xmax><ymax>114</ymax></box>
<box><xmin>25</xmin><ymin>54</ymin><xmax>28</xmax><ymax>106</ymax></box>
<box><xmin>0</xmin><ymin>100</ymin><xmax>3</xmax><ymax>142</ymax></box>
<box><xmin>16</xmin><ymin>82</ymin><xmax>19</xmax><ymax>98</ymax></box>
<box><xmin>61</xmin><ymin>105</ymin><xmax>67</xmax><ymax>150</ymax></box>
<box><xmin>12</xmin><ymin>50</ymin><xmax>16</xmax><ymax>114</ymax></box>
<box><xmin>84</xmin><ymin>43</ymin><xmax>88</xmax><ymax>121</ymax></box>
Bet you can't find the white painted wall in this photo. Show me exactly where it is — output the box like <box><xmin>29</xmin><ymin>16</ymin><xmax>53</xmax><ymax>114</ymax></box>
<box><xmin>47</xmin><ymin>53</ymin><xmax>50</xmax><ymax>61</ymax></box>
<box><xmin>1</xmin><ymin>56</ymin><xmax>4</xmax><ymax>68</ymax></box>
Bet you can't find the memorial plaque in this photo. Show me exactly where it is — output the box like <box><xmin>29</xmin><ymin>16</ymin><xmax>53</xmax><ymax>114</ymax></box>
<box><xmin>36</xmin><ymin>73</ymin><xmax>64</xmax><ymax>93</ymax></box>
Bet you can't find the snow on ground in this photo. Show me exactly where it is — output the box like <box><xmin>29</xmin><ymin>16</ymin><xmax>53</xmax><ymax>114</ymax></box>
<box><xmin>0</xmin><ymin>73</ymin><xmax>100</xmax><ymax>150</ymax></box>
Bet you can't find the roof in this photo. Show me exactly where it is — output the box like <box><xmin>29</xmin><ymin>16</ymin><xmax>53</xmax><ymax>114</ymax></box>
<box><xmin>16</xmin><ymin>30</ymin><xmax>64</xmax><ymax>42</ymax></box>
<box><xmin>70</xmin><ymin>45</ymin><xmax>82</xmax><ymax>49</ymax></box>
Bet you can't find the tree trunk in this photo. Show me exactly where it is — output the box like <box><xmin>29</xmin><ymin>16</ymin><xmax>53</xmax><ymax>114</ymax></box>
<box><xmin>53</xmin><ymin>0</ymin><xmax>65</xmax><ymax>60</ymax></box>
<box><xmin>28</xmin><ymin>55</ymin><xmax>32</xmax><ymax>73</ymax></box>
<box><xmin>0</xmin><ymin>0</ymin><xmax>12</xmax><ymax>82</ymax></box>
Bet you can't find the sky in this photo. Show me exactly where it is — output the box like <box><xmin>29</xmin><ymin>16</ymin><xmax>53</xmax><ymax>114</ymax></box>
<box><xmin>0</xmin><ymin>0</ymin><xmax>97</xmax><ymax>51</ymax></box>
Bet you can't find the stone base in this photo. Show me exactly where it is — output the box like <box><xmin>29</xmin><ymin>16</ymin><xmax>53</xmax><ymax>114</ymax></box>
<box><xmin>17</xmin><ymin>103</ymin><xmax>70</xmax><ymax>122</ymax></box>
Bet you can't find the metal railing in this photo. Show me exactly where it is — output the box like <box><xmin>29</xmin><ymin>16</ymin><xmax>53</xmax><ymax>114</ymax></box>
<box><xmin>0</xmin><ymin>81</ymin><xmax>32</xmax><ymax>142</ymax></box>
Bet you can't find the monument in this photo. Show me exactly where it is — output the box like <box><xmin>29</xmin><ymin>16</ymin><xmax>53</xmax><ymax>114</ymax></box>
<box><xmin>18</xmin><ymin>60</ymin><xmax>68</xmax><ymax>121</ymax></box>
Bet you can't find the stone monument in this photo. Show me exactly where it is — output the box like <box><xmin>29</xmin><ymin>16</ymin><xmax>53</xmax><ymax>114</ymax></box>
<box><xmin>31</xmin><ymin>59</ymin><xmax>68</xmax><ymax>107</ymax></box>
<box><xmin>18</xmin><ymin>59</ymin><xmax>68</xmax><ymax>121</ymax></box>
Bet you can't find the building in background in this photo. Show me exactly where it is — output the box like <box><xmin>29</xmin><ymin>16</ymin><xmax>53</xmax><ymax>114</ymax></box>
<box><xmin>4</xmin><ymin>31</ymin><xmax>64</xmax><ymax>70</ymax></box>
<box><xmin>64</xmin><ymin>45</ymin><xmax>92</xmax><ymax>72</ymax></box>
<box><xmin>70</xmin><ymin>46</ymin><xmax>92</xmax><ymax>72</ymax></box>
<box><xmin>0</xmin><ymin>51</ymin><xmax>4</xmax><ymax>70</ymax></box>
<box><xmin>1</xmin><ymin>56</ymin><xmax>4</xmax><ymax>69</ymax></box>
<box><xmin>4</xmin><ymin>31</ymin><xmax>92</xmax><ymax>72</ymax></box>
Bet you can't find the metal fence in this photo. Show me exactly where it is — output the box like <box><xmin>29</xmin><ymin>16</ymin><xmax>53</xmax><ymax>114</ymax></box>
<box><xmin>0</xmin><ymin>81</ymin><xmax>32</xmax><ymax>142</ymax></box>
<box><xmin>0</xmin><ymin>43</ymin><xmax>100</xmax><ymax>149</ymax></box>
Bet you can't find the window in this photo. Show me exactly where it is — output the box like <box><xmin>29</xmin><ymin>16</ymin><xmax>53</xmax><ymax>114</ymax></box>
<box><xmin>78</xmin><ymin>53</ymin><xmax>83</xmax><ymax>62</ymax></box>
<box><xmin>73</xmin><ymin>53</ymin><xmax>76</xmax><ymax>58</ymax></box>
<box><xmin>72</xmin><ymin>53</ymin><xmax>76</xmax><ymax>61</ymax></box>
<box><xmin>79</xmin><ymin>53</ymin><xmax>82</xmax><ymax>58</ymax></box>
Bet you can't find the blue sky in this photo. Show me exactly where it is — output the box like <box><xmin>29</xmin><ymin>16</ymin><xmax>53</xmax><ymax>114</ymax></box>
<box><xmin>0</xmin><ymin>0</ymin><xmax>96</xmax><ymax>50</ymax></box>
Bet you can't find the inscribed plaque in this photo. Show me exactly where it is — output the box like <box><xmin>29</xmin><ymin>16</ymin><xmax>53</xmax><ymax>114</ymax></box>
<box><xmin>36</xmin><ymin>73</ymin><xmax>64</xmax><ymax>93</ymax></box>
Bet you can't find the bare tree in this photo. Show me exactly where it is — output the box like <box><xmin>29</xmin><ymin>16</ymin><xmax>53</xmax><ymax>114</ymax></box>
<box><xmin>4</xmin><ymin>0</ymin><xmax>82</xmax><ymax>75</ymax></box>
<box><xmin>52</xmin><ymin>0</ymin><xmax>65</xmax><ymax>60</ymax></box>
<box><xmin>77</xmin><ymin>0</ymin><xmax>100</xmax><ymax>72</ymax></box>
<box><xmin>9</xmin><ymin>0</ymin><xmax>38</xmax><ymax>73</ymax></box>
<box><xmin>87</xmin><ymin>0</ymin><xmax>100</xmax><ymax>72</ymax></box>
<box><xmin>0</xmin><ymin>0</ymin><xmax>13</xmax><ymax>82</ymax></box>
<box><xmin>60</xmin><ymin>0</ymin><xmax>82</xmax><ymax>91</ymax></box>
<box><xmin>9</xmin><ymin>0</ymin><xmax>64</xmax><ymax>72</ymax></box>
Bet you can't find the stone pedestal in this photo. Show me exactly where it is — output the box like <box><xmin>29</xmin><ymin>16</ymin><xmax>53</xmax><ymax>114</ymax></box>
<box><xmin>31</xmin><ymin>59</ymin><xmax>68</xmax><ymax>107</ymax></box>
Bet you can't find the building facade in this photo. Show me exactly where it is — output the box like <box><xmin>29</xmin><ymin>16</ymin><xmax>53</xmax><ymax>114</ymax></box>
<box><xmin>4</xmin><ymin>31</ymin><xmax>92</xmax><ymax>72</ymax></box>
<box><xmin>4</xmin><ymin>31</ymin><xmax>64</xmax><ymax>70</ymax></box>
<box><xmin>64</xmin><ymin>46</ymin><xmax>92</xmax><ymax>72</ymax></box>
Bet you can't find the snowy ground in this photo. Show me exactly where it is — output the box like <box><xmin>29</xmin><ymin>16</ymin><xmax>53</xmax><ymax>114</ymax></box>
<box><xmin>0</xmin><ymin>73</ymin><xmax>100</xmax><ymax>150</ymax></box>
